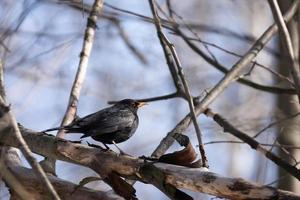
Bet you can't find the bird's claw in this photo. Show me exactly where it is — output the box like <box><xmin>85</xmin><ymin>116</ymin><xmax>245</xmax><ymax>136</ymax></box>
<box><xmin>86</xmin><ymin>141</ymin><xmax>105</xmax><ymax>150</ymax></box>
<box><xmin>139</xmin><ymin>155</ymin><xmax>159</xmax><ymax>162</ymax></box>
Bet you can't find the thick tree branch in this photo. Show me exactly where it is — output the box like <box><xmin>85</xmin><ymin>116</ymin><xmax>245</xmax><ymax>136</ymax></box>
<box><xmin>1</xmin><ymin>127</ymin><xmax>299</xmax><ymax>199</ymax></box>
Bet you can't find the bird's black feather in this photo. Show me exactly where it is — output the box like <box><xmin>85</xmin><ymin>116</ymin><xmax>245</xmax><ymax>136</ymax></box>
<box><xmin>43</xmin><ymin>99</ymin><xmax>143</xmax><ymax>144</ymax></box>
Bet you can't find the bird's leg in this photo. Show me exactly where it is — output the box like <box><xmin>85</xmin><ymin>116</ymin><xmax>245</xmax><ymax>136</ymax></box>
<box><xmin>112</xmin><ymin>141</ymin><xmax>128</xmax><ymax>155</ymax></box>
<box><xmin>103</xmin><ymin>143</ymin><xmax>110</xmax><ymax>150</ymax></box>
<box><xmin>87</xmin><ymin>141</ymin><xmax>105</xmax><ymax>149</ymax></box>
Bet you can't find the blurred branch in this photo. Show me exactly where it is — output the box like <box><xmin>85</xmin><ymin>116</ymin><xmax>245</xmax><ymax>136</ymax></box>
<box><xmin>268</xmin><ymin>0</ymin><xmax>300</xmax><ymax>102</ymax></box>
<box><xmin>176</xmin><ymin>19</ymin><xmax>297</xmax><ymax>94</ymax></box>
<box><xmin>190</xmin><ymin>0</ymin><xmax>299</xmax><ymax>115</ymax></box>
<box><xmin>0</xmin><ymin>63</ymin><xmax>60</xmax><ymax>199</ymax></box>
<box><xmin>0</xmin><ymin>1</ymin><xmax>39</xmax><ymax>54</ymax></box>
<box><xmin>204</xmin><ymin>140</ymin><xmax>300</xmax><ymax>150</ymax></box>
<box><xmin>59</xmin><ymin>0</ymin><xmax>148</xmax><ymax>65</ymax></box>
<box><xmin>147</xmin><ymin>1</ymin><xmax>183</xmax><ymax>91</ymax></box>
<box><xmin>8</xmin><ymin>166</ymin><xmax>123</xmax><ymax>200</ymax></box>
<box><xmin>151</xmin><ymin>0</ymin><xmax>299</xmax><ymax>162</ymax></box>
<box><xmin>113</xmin><ymin>20</ymin><xmax>148</xmax><ymax>65</ymax></box>
<box><xmin>149</xmin><ymin>0</ymin><xmax>208</xmax><ymax>167</ymax></box>
<box><xmin>204</xmin><ymin>108</ymin><xmax>300</xmax><ymax>181</ymax></box>
<box><xmin>253</xmin><ymin>111</ymin><xmax>300</xmax><ymax>138</ymax></box>
<box><xmin>0</xmin><ymin>159</ymin><xmax>34</xmax><ymax>200</ymax></box>
<box><xmin>0</xmin><ymin>127</ymin><xmax>299</xmax><ymax>199</ymax></box>
<box><xmin>171</xmin><ymin>32</ymin><xmax>295</xmax><ymax>87</ymax></box>
<box><xmin>57</xmin><ymin>0</ymin><xmax>297</xmax><ymax>94</ymax></box>
<box><xmin>103</xmin><ymin>2</ymin><xmax>277</xmax><ymax>57</ymax></box>
<box><xmin>40</xmin><ymin>0</ymin><xmax>104</xmax><ymax>175</ymax></box>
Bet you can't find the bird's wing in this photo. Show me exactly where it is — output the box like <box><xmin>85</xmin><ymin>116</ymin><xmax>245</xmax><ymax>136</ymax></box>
<box><xmin>71</xmin><ymin>106</ymin><xmax>136</xmax><ymax>137</ymax></box>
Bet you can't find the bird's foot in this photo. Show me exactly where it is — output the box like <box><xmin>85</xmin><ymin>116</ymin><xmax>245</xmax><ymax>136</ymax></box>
<box><xmin>87</xmin><ymin>141</ymin><xmax>105</xmax><ymax>150</ymax></box>
<box><xmin>139</xmin><ymin>155</ymin><xmax>159</xmax><ymax>162</ymax></box>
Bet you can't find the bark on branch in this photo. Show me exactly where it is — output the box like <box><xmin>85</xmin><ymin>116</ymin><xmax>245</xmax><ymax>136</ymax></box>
<box><xmin>8</xmin><ymin>166</ymin><xmax>123</xmax><ymax>200</ymax></box>
<box><xmin>1</xmin><ymin>127</ymin><xmax>299</xmax><ymax>200</ymax></box>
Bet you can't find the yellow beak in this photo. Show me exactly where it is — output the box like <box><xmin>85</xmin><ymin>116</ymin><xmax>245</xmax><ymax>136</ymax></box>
<box><xmin>137</xmin><ymin>101</ymin><xmax>147</xmax><ymax>107</ymax></box>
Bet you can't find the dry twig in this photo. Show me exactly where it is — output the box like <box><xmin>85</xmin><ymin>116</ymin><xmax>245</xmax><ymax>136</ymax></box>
<box><xmin>148</xmin><ymin>0</ymin><xmax>208</xmax><ymax>167</ymax></box>
<box><xmin>40</xmin><ymin>0</ymin><xmax>104</xmax><ymax>174</ymax></box>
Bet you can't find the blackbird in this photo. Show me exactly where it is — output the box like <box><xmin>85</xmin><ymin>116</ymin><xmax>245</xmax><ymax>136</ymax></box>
<box><xmin>43</xmin><ymin>99</ymin><xmax>147</xmax><ymax>146</ymax></box>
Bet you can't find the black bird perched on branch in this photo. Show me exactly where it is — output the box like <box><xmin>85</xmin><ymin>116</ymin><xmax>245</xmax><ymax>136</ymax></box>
<box><xmin>43</xmin><ymin>99</ymin><xmax>147</xmax><ymax>148</ymax></box>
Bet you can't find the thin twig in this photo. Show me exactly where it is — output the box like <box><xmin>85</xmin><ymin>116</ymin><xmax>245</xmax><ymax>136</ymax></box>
<box><xmin>147</xmin><ymin>1</ymin><xmax>183</xmax><ymax>91</ymax></box>
<box><xmin>204</xmin><ymin>108</ymin><xmax>300</xmax><ymax>181</ymax></box>
<box><xmin>254</xmin><ymin>112</ymin><xmax>300</xmax><ymax>138</ymax></box>
<box><xmin>170</xmin><ymin>32</ymin><xmax>295</xmax><ymax>86</ymax></box>
<box><xmin>151</xmin><ymin>0</ymin><xmax>299</xmax><ymax>164</ymax></box>
<box><xmin>268</xmin><ymin>0</ymin><xmax>300</xmax><ymax>102</ymax></box>
<box><xmin>161</xmin><ymin>4</ymin><xmax>219</xmax><ymax>64</ymax></box>
<box><xmin>177</xmin><ymin>28</ymin><xmax>297</xmax><ymax>94</ymax></box>
<box><xmin>191</xmin><ymin>1</ymin><xmax>299</xmax><ymax>116</ymax></box>
<box><xmin>113</xmin><ymin>20</ymin><xmax>148</xmax><ymax>64</ymax></box>
<box><xmin>108</xmin><ymin>92</ymin><xmax>180</xmax><ymax>104</ymax></box>
<box><xmin>204</xmin><ymin>140</ymin><xmax>300</xmax><ymax>150</ymax></box>
<box><xmin>148</xmin><ymin>0</ymin><xmax>208</xmax><ymax>167</ymax></box>
<box><xmin>62</xmin><ymin>0</ymin><xmax>297</xmax><ymax>94</ymax></box>
<box><xmin>40</xmin><ymin>0</ymin><xmax>104</xmax><ymax>174</ymax></box>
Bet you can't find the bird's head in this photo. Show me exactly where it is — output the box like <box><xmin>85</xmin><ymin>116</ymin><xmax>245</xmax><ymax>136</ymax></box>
<box><xmin>116</xmin><ymin>99</ymin><xmax>147</xmax><ymax>110</ymax></box>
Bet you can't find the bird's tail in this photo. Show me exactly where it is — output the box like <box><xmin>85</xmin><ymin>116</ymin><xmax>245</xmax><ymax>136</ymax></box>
<box><xmin>42</xmin><ymin>126</ymin><xmax>67</xmax><ymax>132</ymax></box>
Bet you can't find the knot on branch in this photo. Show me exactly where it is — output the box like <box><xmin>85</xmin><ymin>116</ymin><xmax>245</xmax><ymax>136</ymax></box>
<box><xmin>87</xmin><ymin>17</ymin><xmax>97</xmax><ymax>29</ymax></box>
<box><xmin>0</xmin><ymin>103</ymin><xmax>10</xmax><ymax>118</ymax></box>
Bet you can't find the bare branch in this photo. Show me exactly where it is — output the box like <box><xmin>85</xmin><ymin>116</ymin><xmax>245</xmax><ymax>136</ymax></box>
<box><xmin>0</xmin><ymin>64</ymin><xmax>60</xmax><ymax>199</ymax></box>
<box><xmin>41</xmin><ymin>0</ymin><xmax>104</xmax><ymax>174</ymax></box>
<box><xmin>9</xmin><ymin>166</ymin><xmax>124</xmax><ymax>200</ymax></box>
<box><xmin>60</xmin><ymin>0</ymin><xmax>297</xmax><ymax>94</ymax></box>
<box><xmin>204</xmin><ymin>108</ymin><xmax>300</xmax><ymax>181</ymax></box>
<box><xmin>146</xmin><ymin>1</ymin><xmax>183</xmax><ymax>91</ymax></box>
<box><xmin>1</xmin><ymin>127</ymin><xmax>299</xmax><ymax>200</ymax></box>
<box><xmin>268</xmin><ymin>0</ymin><xmax>300</xmax><ymax>102</ymax></box>
<box><xmin>148</xmin><ymin>0</ymin><xmax>208</xmax><ymax>167</ymax></box>
<box><xmin>113</xmin><ymin>20</ymin><xmax>148</xmax><ymax>65</ymax></box>
<box><xmin>57</xmin><ymin>0</ymin><xmax>104</xmax><ymax>138</ymax></box>
<box><xmin>192</xmin><ymin>0</ymin><xmax>299</xmax><ymax>116</ymax></box>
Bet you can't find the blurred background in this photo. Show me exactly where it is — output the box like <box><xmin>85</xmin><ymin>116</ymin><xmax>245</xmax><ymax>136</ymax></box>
<box><xmin>1</xmin><ymin>0</ymin><xmax>299</xmax><ymax>199</ymax></box>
